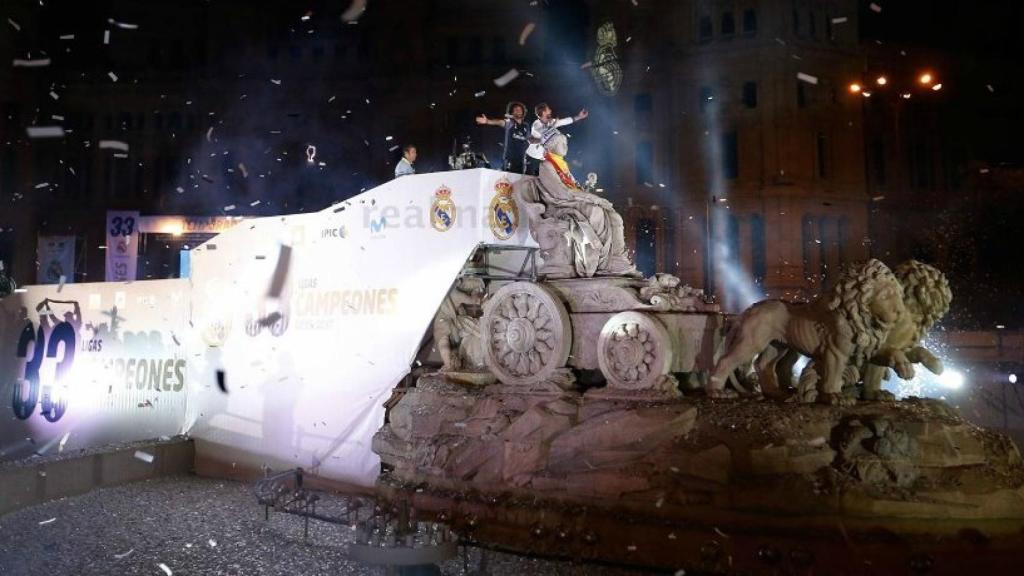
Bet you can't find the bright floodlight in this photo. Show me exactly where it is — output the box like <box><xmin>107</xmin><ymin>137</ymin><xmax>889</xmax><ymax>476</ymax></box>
<box><xmin>849</xmin><ymin>83</ymin><xmax>862</xmax><ymax>93</ymax></box>
<box><xmin>876</xmin><ymin>76</ymin><xmax>887</xmax><ymax>86</ymax></box>
<box><xmin>939</xmin><ymin>369</ymin><xmax>964</xmax><ymax>389</ymax></box>
<box><xmin>1011</xmin><ymin>374</ymin><xmax>1019</xmax><ymax>384</ymax></box>
<box><xmin>919</xmin><ymin>72</ymin><xmax>933</xmax><ymax>85</ymax></box>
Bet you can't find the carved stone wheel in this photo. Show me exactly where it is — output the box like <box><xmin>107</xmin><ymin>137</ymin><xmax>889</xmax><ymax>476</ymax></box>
<box><xmin>481</xmin><ymin>282</ymin><xmax>572</xmax><ymax>387</ymax></box>
<box><xmin>597</xmin><ymin>311</ymin><xmax>674</xmax><ymax>391</ymax></box>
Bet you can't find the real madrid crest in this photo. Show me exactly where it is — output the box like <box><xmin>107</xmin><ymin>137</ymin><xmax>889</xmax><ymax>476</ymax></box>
<box><xmin>430</xmin><ymin>185</ymin><xmax>457</xmax><ymax>232</ymax></box>
<box><xmin>488</xmin><ymin>178</ymin><xmax>519</xmax><ymax>240</ymax></box>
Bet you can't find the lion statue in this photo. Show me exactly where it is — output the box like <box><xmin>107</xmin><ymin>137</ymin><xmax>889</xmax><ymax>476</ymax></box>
<box><xmin>858</xmin><ymin>260</ymin><xmax>952</xmax><ymax>401</ymax></box>
<box><xmin>707</xmin><ymin>259</ymin><xmax>906</xmax><ymax>405</ymax></box>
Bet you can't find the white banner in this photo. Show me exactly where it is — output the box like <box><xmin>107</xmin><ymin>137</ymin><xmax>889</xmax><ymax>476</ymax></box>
<box><xmin>105</xmin><ymin>211</ymin><xmax>139</xmax><ymax>282</ymax></box>
<box><xmin>0</xmin><ymin>280</ymin><xmax>190</xmax><ymax>461</ymax></box>
<box><xmin>36</xmin><ymin>235</ymin><xmax>75</xmax><ymax>285</ymax></box>
<box><xmin>186</xmin><ymin>169</ymin><xmax>532</xmax><ymax>486</ymax></box>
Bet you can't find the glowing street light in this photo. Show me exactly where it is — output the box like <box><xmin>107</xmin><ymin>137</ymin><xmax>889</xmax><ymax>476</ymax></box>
<box><xmin>849</xmin><ymin>83</ymin><xmax>862</xmax><ymax>93</ymax></box>
<box><xmin>919</xmin><ymin>72</ymin><xmax>933</xmax><ymax>85</ymax></box>
<box><xmin>876</xmin><ymin>76</ymin><xmax>888</xmax><ymax>86</ymax></box>
<box><xmin>939</xmin><ymin>369</ymin><xmax>964</xmax><ymax>390</ymax></box>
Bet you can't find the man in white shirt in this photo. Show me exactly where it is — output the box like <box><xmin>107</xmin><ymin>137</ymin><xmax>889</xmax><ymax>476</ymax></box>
<box><xmin>394</xmin><ymin>144</ymin><xmax>417</xmax><ymax>178</ymax></box>
<box><xmin>524</xmin><ymin>103</ymin><xmax>588</xmax><ymax>176</ymax></box>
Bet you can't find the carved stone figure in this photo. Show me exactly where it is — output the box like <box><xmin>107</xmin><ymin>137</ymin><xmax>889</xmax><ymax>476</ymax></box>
<box><xmin>433</xmin><ymin>277</ymin><xmax>486</xmax><ymax>372</ymax></box>
<box><xmin>0</xmin><ymin>260</ymin><xmax>15</xmax><ymax>298</ymax></box>
<box><xmin>515</xmin><ymin>133</ymin><xmax>638</xmax><ymax>279</ymax></box>
<box><xmin>860</xmin><ymin>260</ymin><xmax>952</xmax><ymax>400</ymax></box>
<box><xmin>639</xmin><ymin>273</ymin><xmax>710</xmax><ymax>312</ymax></box>
<box><xmin>708</xmin><ymin>259</ymin><xmax>906</xmax><ymax>404</ymax></box>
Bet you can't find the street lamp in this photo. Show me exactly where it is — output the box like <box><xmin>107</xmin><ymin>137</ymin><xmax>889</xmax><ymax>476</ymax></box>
<box><xmin>876</xmin><ymin>76</ymin><xmax>887</xmax><ymax>86</ymax></box>
<box><xmin>849</xmin><ymin>82</ymin><xmax>862</xmax><ymax>93</ymax></box>
<box><xmin>919</xmin><ymin>72</ymin><xmax>933</xmax><ymax>85</ymax></box>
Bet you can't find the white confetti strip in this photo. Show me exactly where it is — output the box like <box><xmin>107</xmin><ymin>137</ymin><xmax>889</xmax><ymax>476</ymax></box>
<box><xmin>474</xmin><ymin>90</ymin><xmax>486</xmax><ymax>98</ymax></box>
<box><xmin>869</xmin><ymin>3</ymin><xmax>882</xmax><ymax>12</ymax></box>
<box><xmin>158</xmin><ymin>563</ymin><xmax>172</xmax><ymax>576</ymax></box>
<box><xmin>13</xmin><ymin>58</ymin><xmax>51</xmax><ymax>67</ymax></box>
<box><xmin>107</xmin><ymin>71</ymin><xmax>118</xmax><ymax>82</ymax></box>
<box><xmin>49</xmin><ymin>91</ymin><xmax>59</xmax><ymax>100</ymax></box>
<box><xmin>26</xmin><ymin>126</ymin><xmax>65</xmax><ymax>138</ymax></box>
<box><xmin>519</xmin><ymin>22</ymin><xmax>536</xmax><ymax>45</ymax></box>
<box><xmin>107</xmin><ymin>19</ymin><xmax>139</xmax><ymax>30</ymax></box>
<box><xmin>59</xmin><ymin>34</ymin><xmax>75</xmax><ymax>40</ymax></box>
<box><xmin>249</xmin><ymin>200</ymin><xmax>261</xmax><ymax>206</ymax></box>
<box><xmin>58</xmin><ymin>275</ymin><xmax>66</xmax><ymax>293</ymax></box>
<box><xmin>34</xmin><ymin>182</ymin><xmax>50</xmax><ymax>189</ymax></box>
<box><xmin>341</xmin><ymin>0</ymin><xmax>367</xmax><ymax>22</ymax></box>
<box><xmin>223</xmin><ymin>204</ymin><xmax>236</xmax><ymax>211</ymax></box>
<box><xmin>133</xmin><ymin>450</ymin><xmax>154</xmax><ymax>463</ymax></box>
<box><xmin>58</xmin><ymin>431</ymin><xmax>70</xmax><ymax>452</ymax></box>
<box><xmin>493</xmin><ymin>68</ymin><xmax>519</xmax><ymax>87</ymax></box>
<box><xmin>238</xmin><ymin>163</ymin><xmax>248</xmax><ymax>178</ymax></box>
<box><xmin>38</xmin><ymin>518</ymin><xmax>56</xmax><ymax>525</ymax></box>
<box><xmin>207</xmin><ymin>539</ymin><xmax>217</xmax><ymax>547</ymax></box>
<box><xmin>796</xmin><ymin>72</ymin><xmax>818</xmax><ymax>85</ymax></box>
<box><xmin>986</xmin><ymin>84</ymin><xmax>995</xmax><ymax>93</ymax></box>
<box><xmin>114</xmin><ymin>548</ymin><xmax>134</xmax><ymax>559</ymax></box>
<box><xmin>98</xmin><ymin>140</ymin><xmax>130</xmax><ymax>152</ymax></box>
<box><xmin>7</xmin><ymin>18</ymin><xmax>20</xmax><ymax>31</ymax></box>
<box><xmin>103</xmin><ymin>29</ymin><xmax>110</xmax><ymax>44</ymax></box>
<box><xmin>831</xmin><ymin>16</ymin><xmax>848</xmax><ymax>24</ymax></box>
<box><xmin>270</xmin><ymin>78</ymin><xmax>281</xmax><ymax>85</ymax></box>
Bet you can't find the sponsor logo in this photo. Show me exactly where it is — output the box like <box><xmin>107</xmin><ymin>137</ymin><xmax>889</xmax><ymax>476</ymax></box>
<box><xmin>488</xmin><ymin>178</ymin><xmax>519</xmax><ymax>240</ymax></box>
<box><xmin>321</xmin><ymin>225</ymin><xmax>347</xmax><ymax>239</ymax></box>
<box><xmin>430</xmin><ymin>186</ymin><xmax>457</xmax><ymax>232</ymax></box>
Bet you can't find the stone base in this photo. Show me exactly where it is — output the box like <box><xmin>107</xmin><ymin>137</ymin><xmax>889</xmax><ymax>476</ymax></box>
<box><xmin>373</xmin><ymin>374</ymin><xmax>1024</xmax><ymax>571</ymax></box>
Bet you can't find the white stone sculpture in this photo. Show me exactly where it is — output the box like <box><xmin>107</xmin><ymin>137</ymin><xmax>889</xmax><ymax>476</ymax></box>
<box><xmin>433</xmin><ymin>277</ymin><xmax>487</xmax><ymax>372</ymax></box>
<box><xmin>514</xmin><ymin>133</ymin><xmax>638</xmax><ymax>279</ymax></box>
<box><xmin>708</xmin><ymin>259</ymin><xmax>907</xmax><ymax>404</ymax></box>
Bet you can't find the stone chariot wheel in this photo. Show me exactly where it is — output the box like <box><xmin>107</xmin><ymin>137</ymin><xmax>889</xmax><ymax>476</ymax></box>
<box><xmin>481</xmin><ymin>282</ymin><xmax>572</xmax><ymax>387</ymax></box>
<box><xmin>597</xmin><ymin>311</ymin><xmax>674</xmax><ymax>392</ymax></box>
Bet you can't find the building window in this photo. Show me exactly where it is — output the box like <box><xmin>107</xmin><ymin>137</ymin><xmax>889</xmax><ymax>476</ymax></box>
<box><xmin>808</xmin><ymin>11</ymin><xmax>817</xmax><ymax>38</ymax></box>
<box><xmin>699</xmin><ymin>14</ymin><xmax>713</xmax><ymax>42</ymax></box>
<box><xmin>721</xmin><ymin>11</ymin><xmax>735</xmax><ymax>36</ymax></box>
<box><xmin>700</xmin><ymin>86</ymin><xmax>715</xmax><ymax>112</ymax></box>
<box><xmin>796</xmin><ymin>82</ymin><xmax>807</xmax><ymax>108</ymax></box>
<box><xmin>635</xmin><ymin>142</ymin><xmax>653</xmax><ymax>185</ymax></box>
<box><xmin>816</xmin><ymin>133</ymin><xmax>827</xmax><ymax>178</ymax></box>
<box><xmin>751</xmin><ymin>214</ymin><xmax>766</xmax><ymax>287</ymax></box>
<box><xmin>742</xmin><ymin>81</ymin><xmax>758</xmax><ymax>108</ymax></box>
<box><xmin>742</xmin><ymin>9</ymin><xmax>758</xmax><ymax>35</ymax></box>
<box><xmin>636</xmin><ymin>218</ymin><xmax>657</xmax><ymax>277</ymax></box>
<box><xmin>792</xmin><ymin>8</ymin><xmax>801</xmax><ymax>36</ymax></box>
<box><xmin>722</xmin><ymin>131</ymin><xmax>739</xmax><ymax>180</ymax></box>
<box><xmin>837</xmin><ymin>218</ymin><xmax>850</xmax><ymax>266</ymax></box>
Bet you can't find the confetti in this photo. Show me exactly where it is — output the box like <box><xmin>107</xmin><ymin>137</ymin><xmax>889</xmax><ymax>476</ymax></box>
<box><xmin>107</xmin><ymin>71</ymin><xmax>119</xmax><ymax>82</ymax></box>
<box><xmin>869</xmin><ymin>3</ymin><xmax>882</xmax><ymax>12</ymax></box>
<box><xmin>58</xmin><ymin>432</ymin><xmax>70</xmax><ymax>452</ymax></box>
<box><xmin>206</xmin><ymin>126</ymin><xmax>213</xmax><ymax>142</ymax></box>
<box><xmin>49</xmin><ymin>91</ymin><xmax>59</xmax><ymax>100</ymax></box>
<box><xmin>474</xmin><ymin>90</ymin><xmax>486</xmax><ymax>98</ymax></box>
<box><xmin>796</xmin><ymin>72</ymin><xmax>818</xmax><ymax>85</ymax></box>
<box><xmin>519</xmin><ymin>22</ymin><xmax>536</xmax><ymax>45</ymax></box>
<box><xmin>342</xmin><ymin>0</ymin><xmax>368</xmax><ymax>22</ymax></box>
<box><xmin>114</xmin><ymin>549</ymin><xmax>134</xmax><ymax>559</ymax></box>
<box><xmin>26</xmin><ymin>126</ymin><xmax>65</xmax><ymax>138</ymax></box>
<box><xmin>38</xmin><ymin>518</ymin><xmax>56</xmax><ymax>525</ymax></box>
<box><xmin>99</xmin><ymin>140</ymin><xmax>129</xmax><ymax>152</ymax></box>
<box><xmin>58</xmin><ymin>275</ymin><xmax>66</xmax><ymax>292</ymax></box>
<box><xmin>223</xmin><ymin>204</ymin><xmax>236</xmax><ymax>211</ymax></box>
<box><xmin>103</xmin><ymin>29</ymin><xmax>110</xmax><ymax>44</ymax></box>
<box><xmin>207</xmin><ymin>539</ymin><xmax>217</xmax><ymax>547</ymax></box>
<box><xmin>59</xmin><ymin>34</ymin><xmax>75</xmax><ymax>40</ymax></box>
<box><xmin>12</xmin><ymin>58</ymin><xmax>51</xmax><ymax>67</ymax></box>
<box><xmin>270</xmin><ymin>78</ymin><xmax>281</xmax><ymax>85</ymax></box>
<box><xmin>986</xmin><ymin>84</ymin><xmax>995</xmax><ymax>93</ymax></box>
<box><xmin>238</xmin><ymin>163</ymin><xmax>248</xmax><ymax>178</ymax></box>
<box><xmin>493</xmin><ymin>68</ymin><xmax>519</xmax><ymax>87</ymax></box>
<box><xmin>34</xmin><ymin>182</ymin><xmax>50</xmax><ymax>189</ymax></box>
<box><xmin>134</xmin><ymin>450</ymin><xmax>154</xmax><ymax>463</ymax></box>
<box><xmin>107</xmin><ymin>18</ymin><xmax>139</xmax><ymax>29</ymax></box>
<box><xmin>831</xmin><ymin>16</ymin><xmax>848</xmax><ymax>24</ymax></box>
<box><xmin>250</xmin><ymin>199</ymin><xmax>261</xmax><ymax>206</ymax></box>
<box><xmin>7</xmin><ymin>18</ymin><xmax>20</xmax><ymax>31</ymax></box>
<box><xmin>158</xmin><ymin>563</ymin><xmax>173</xmax><ymax>576</ymax></box>
<box><xmin>267</xmin><ymin>244</ymin><xmax>292</xmax><ymax>298</ymax></box>
<box><xmin>216</xmin><ymin>370</ymin><xmax>227</xmax><ymax>393</ymax></box>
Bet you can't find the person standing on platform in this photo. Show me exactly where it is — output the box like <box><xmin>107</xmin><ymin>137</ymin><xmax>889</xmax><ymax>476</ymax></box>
<box><xmin>524</xmin><ymin>103</ymin><xmax>588</xmax><ymax>176</ymax></box>
<box><xmin>394</xmin><ymin>144</ymin><xmax>417</xmax><ymax>178</ymax></box>
<box><xmin>475</xmin><ymin>101</ymin><xmax>529</xmax><ymax>174</ymax></box>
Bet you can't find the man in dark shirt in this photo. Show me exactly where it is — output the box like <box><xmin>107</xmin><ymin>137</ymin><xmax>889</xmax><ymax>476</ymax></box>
<box><xmin>475</xmin><ymin>101</ymin><xmax>529</xmax><ymax>174</ymax></box>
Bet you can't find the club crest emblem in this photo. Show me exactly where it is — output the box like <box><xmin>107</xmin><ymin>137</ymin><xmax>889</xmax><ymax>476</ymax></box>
<box><xmin>430</xmin><ymin>185</ymin><xmax>457</xmax><ymax>232</ymax></box>
<box><xmin>488</xmin><ymin>178</ymin><xmax>519</xmax><ymax>240</ymax></box>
